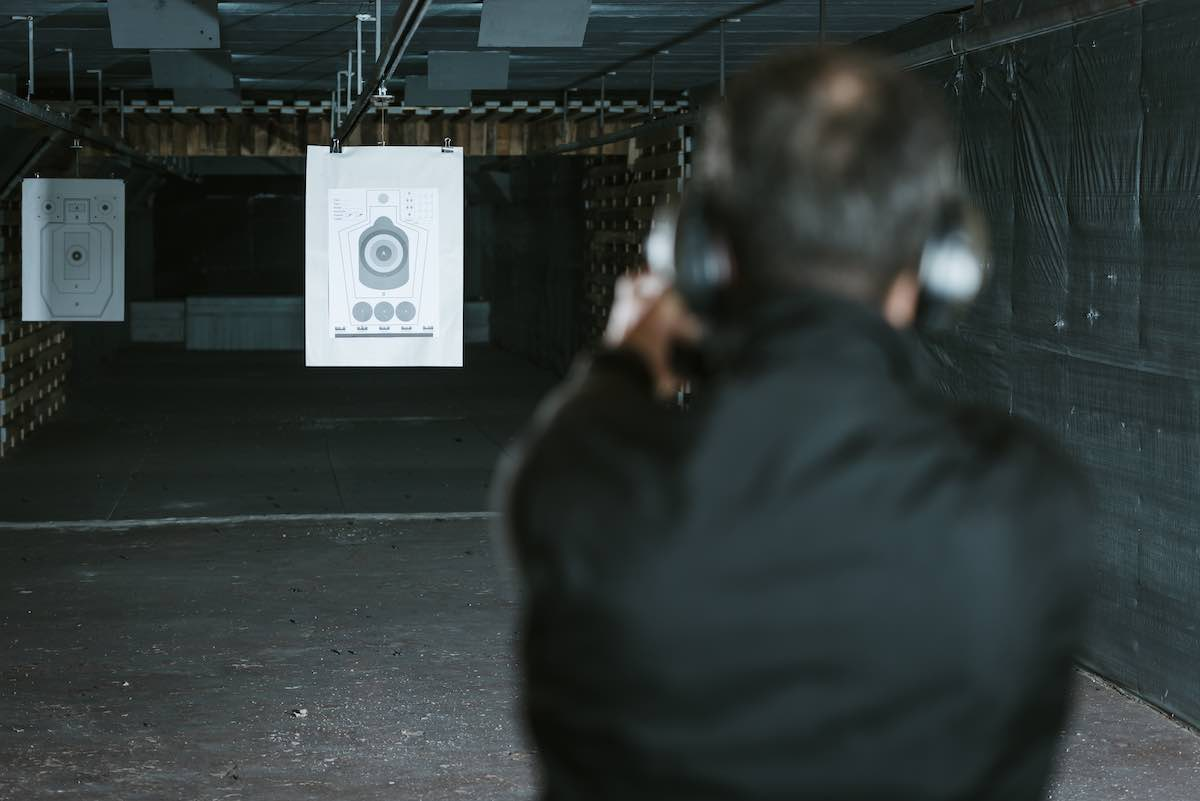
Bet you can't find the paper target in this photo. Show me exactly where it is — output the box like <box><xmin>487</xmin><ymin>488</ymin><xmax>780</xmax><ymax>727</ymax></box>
<box><xmin>305</xmin><ymin>146</ymin><xmax>463</xmax><ymax>368</ymax></box>
<box><xmin>22</xmin><ymin>179</ymin><xmax>126</xmax><ymax>322</ymax></box>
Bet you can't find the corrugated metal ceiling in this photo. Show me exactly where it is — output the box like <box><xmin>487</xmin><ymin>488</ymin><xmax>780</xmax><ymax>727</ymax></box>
<box><xmin>0</xmin><ymin>1</ymin><xmax>970</xmax><ymax>100</ymax></box>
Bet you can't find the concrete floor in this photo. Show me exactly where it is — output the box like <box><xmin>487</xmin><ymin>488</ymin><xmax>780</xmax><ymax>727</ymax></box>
<box><xmin>1050</xmin><ymin>674</ymin><xmax>1200</xmax><ymax>800</ymax></box>
<box><xmin>2</xmin><ymin>346</ymin><xmax>1198</xmax><ymax>799</ymax></box>
<box><xmin>0</xmin><ymin>347</ymin><xmax>554</xmax><ymax>524</ymax></box>
<box><xmin>0</xmin><ymin>518</ymin><xmax>534</xmax><ymax>801</ymax></box>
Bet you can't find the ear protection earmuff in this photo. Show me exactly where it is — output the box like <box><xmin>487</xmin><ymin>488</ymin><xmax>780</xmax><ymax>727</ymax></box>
<box><xmin>913</xmin><ymin>199</ymin><xmax>989</xmax><ymax>330</ymax></box>
<box><xmin>644</xmin><ymin>185</ymin><xmax>733</xmax><ymax>316</ymax></box>
<box><xmin>645</xmin><ymin>186</ymin><xmax>989</xmax><ymax>331</ymax></box>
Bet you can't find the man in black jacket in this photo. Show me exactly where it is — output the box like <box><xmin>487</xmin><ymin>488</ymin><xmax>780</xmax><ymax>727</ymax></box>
<box><xmin>498</xmin><ymin>47</ymin><xmax>1088</xmax><ymax>801</ymax></box>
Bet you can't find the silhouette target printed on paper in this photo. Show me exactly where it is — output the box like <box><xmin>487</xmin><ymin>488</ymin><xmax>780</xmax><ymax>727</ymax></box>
<box><xmin>327</xmin><ymin>188</ymin><xmax>437</xmax><ymax>338</ymax></box>
<box><xmin>22</xmin><ymin>179</ymin><xmax>125</xmax><ymax>322</ymax></box>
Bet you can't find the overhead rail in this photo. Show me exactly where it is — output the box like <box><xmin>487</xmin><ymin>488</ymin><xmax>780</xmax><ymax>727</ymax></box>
<box><xmin>0</xmin><ymin>88</ymin><xmax>192</xmax><ymax>180</ymax></box>
<box><xmin>897</xmin><ymin>0</ymin><xmax>1166</xmax><ymax>69</ymax></box>
<box><xmin>331</xmin><ymin>0</ymin><xmax>433</xmax><ymax>149</ymax></box>
<box><xmin>0</xmin><ymin>134</ymin><xmax>62</xmax><ymax>199</ymax></box>
<box><xmin>543</xmin><ymin>0</ymin><xmax>1164</xmax><ymax>155</ymax></box>
<box><xmin>564</xmin><ymin>0</ymin><xmax>790</xmax><ymax>91</ymax></box>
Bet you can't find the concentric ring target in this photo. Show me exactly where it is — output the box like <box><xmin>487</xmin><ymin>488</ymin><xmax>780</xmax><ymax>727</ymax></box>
<box><xmin>363</xmin><ymin>232</ymin><xmax>406</xmax><ymax>275</ymax></box>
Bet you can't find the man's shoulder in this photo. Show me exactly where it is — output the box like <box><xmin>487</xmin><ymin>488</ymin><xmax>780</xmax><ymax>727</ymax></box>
<box><xmin>938</xmin><ymin>399</ymin><xmax>1086</xmax><ymax>491</ymax></box>
<box><xmin>908</xmin><ymin>396</ymin><xmax>1091</xmax><ymax>567</ymax></box>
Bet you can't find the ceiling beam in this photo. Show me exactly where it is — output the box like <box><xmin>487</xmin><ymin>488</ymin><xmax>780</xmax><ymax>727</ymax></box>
<box><xmin>0</xmin><ymin>87</ymin><xmax>192</xmax><ymax>180</ymax></box>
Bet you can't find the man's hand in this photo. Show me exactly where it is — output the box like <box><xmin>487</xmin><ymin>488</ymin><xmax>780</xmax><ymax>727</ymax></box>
<box><xmin>604</xmin><ymin>274</ymin><xmax>703</xmax><ymax>400</ymax></box>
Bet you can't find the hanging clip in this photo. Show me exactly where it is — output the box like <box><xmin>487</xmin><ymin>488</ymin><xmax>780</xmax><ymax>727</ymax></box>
<box><xmin>330</xmin><ymin>137</ymin><xmax>342</xmax><ymax>154</ymax></box>
<box><xmin>441</xmin><ymin>137</ymin><xmax>454</xmax><ymax>153</ymax></box>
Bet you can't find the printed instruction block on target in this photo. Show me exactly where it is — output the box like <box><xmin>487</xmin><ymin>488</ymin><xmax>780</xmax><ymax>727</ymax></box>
<box><xmin>305</xmin><ymin>146</ymin><xmax>463</xmax><ymax>367</ymax></box>
<box><xmin>22</xmin><ymin>178</ymin><xmax>126</xmax><ymax>322</ymax></box>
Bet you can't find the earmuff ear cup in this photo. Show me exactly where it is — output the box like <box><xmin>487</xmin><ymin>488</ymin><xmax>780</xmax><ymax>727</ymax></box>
<box><xmin>672</xmin><ymin>189</ymin><xmax>734</xmax><ymax>316</ymax></box>
<box><xmin>918</xmin><ymin>200</ymin><xmax>988</xmax><ymax>306</ymax></box>
<box><xmin>915</xmin><ymin>200</ymin><xmax>989</xmax><ymax>331</ymax></box>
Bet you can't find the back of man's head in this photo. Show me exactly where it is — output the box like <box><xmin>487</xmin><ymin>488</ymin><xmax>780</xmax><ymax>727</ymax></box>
<box><xmin>698</xmin><ymin>47</ymin><xmax>959</xmax><ymax>302</ymax></box>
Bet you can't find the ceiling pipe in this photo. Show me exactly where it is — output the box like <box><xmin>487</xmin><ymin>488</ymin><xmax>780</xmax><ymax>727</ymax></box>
<box><xmin>356</xmin><ymin>13</ymin><xmax>373</xmax><ymax>96</ymax></box>
<box><xmin>54</xmin><ymin>48</ymin><xmax>74</xmax><ymax>104</ymax></box>
<box><xmin>599</xmin><ymin>73</ymin><xmax>609</xmax><ymax>129</ymax></box>
<box><xmin>719</xmin><ymin>20</ymin><xmax>726</xmax><ymax>96</ymax></box>
<box><xmin>375</xmin><ymin>0</ymin><xmax>383</xmax><ymax>60</ymax></box>
<box><xmin>11</xmin><ymin>16</ymin><xmax>33</xmax><ymax>99</ymax></box>
<box><xmin>648</xmin><ymin>54</ymin><xmax>656</xmax><ymax>117</ymax></box>
<box><xmin>86</xmin><ymin>68</ymin><xmax>103</xmax><ymax>127</ymax></box>
<box><xmin>338</xmin><ymin>69</ymin><xmax>351</xmax><ymax>115</ymax></box>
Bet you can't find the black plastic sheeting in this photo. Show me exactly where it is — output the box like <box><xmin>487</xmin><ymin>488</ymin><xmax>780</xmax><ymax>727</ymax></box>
<box><xmin>913</xmin><ymin>1</ymin><xmax>1200</xmax><ymax>727</ymax></box>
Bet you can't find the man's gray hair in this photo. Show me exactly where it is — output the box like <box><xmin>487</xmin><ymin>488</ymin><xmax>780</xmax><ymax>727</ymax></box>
<box><xmin>697</xmin><ymin>46</ymin><xmax>961</xmax><ymax>300</ymax></box>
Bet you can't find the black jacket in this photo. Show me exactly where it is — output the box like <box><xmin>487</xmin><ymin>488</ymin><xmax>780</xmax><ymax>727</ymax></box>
<box><xmin>499</xmin><ymin>290</ymin><xmax>1089</xmax><ymax>801</ymax></box>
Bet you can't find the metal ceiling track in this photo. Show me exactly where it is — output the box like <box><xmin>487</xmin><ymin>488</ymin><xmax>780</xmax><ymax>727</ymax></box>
<box><xmin>898</xmin><ymin>0</ymin><xmax>1165</xmax><ymax>69</ymax></box>
<box><xmin>0</xmin><ymin>87</ymin><xmax>190</xmax><ymax>180</ymax></box>
<box><xmin>331</xmin><ymin>0</ymin><xmax>433</xmax><ymax>150</ymax></box>
<box><xmin>568</xmin><ymin>0</ymin><xmax>790</xmax><ymax>90</ymax></box>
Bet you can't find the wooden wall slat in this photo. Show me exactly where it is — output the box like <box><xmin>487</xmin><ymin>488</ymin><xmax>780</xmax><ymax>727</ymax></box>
<box><xmin>0</xmin><ymin>199</ymin><xmax>70</xmax><ymax>459</ymax></box>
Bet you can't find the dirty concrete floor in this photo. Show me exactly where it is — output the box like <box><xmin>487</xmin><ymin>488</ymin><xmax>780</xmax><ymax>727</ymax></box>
<box><xmin>4</xmin><ymin>519</ymin><xmax>1199</xmax><ymax>801</ymax></box>
<box><xmin>0</xmin><ymin>519</ymin><xmax>533</xmax><ymax>801</ymax></box>
<box><xmin>1</xmin><ymin>347</ymin><xmax>1199</xmax><ymax>799</ymax></box>
<box><xmin>1049</xmin><ymin>673</ymin><xmax>1200</xmax><ymax>800</ymax></box>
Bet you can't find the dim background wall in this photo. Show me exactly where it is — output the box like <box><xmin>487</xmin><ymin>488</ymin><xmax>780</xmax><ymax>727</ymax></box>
<box><xmin>905</xmin><ymin>0</ymin><xmax>1200</xmax><ymax>727</ymax></box>
<box><xmin>154</xmin><ymin>175</ymin><xmax>304</xmax><ymax>297</ymax></box>
<box><xmin>485</xmin><ymin>156</ymin><xmax>588</xmax><ymax>374</ymax></box>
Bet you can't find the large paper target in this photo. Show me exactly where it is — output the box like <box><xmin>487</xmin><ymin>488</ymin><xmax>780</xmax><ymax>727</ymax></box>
<box><xmin>304</xmin><ymin>146</ymin><xmax>464</xmax><ymax>368</ymax></box>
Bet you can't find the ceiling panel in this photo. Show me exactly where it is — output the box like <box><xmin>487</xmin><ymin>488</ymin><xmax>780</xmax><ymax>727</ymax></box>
<box><xmin>108</xmin><ymin>0</ymin><xmax>221</xmax><ymax>50</ymax></box>
<box><xmin>0</xmin><ymin>1</ymin><xmax>969</xmax><ymax>101</ymax></box>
